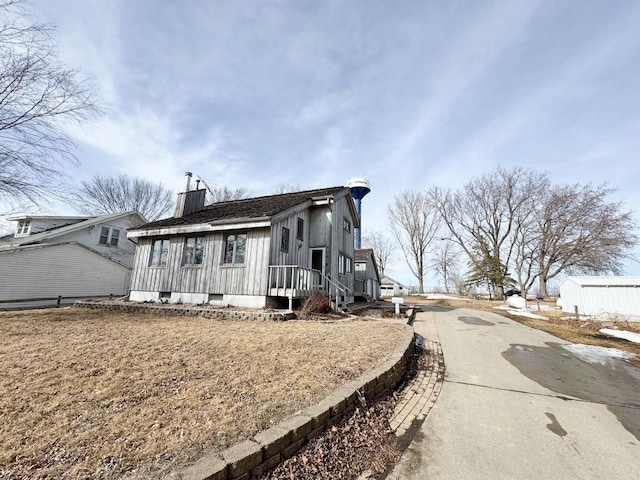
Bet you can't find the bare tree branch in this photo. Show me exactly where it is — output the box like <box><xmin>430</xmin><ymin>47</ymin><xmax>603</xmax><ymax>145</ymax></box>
<box><xmin>388</xmin><ymin>190</ymin><xmax>440</xmax><ymax>294</ymax></box>
<box><xmin>67</xmin><ymin>174</ymin><xmax>174</xmax><ymax>221</ymax></box>
<box><xmin>361</xmin><ymin>229</ymin><xmax>395</xmax><ymax>277</ymax></box>
<box><xmin>0</xmin><ymin>1</ymin><xmax>102</xmax><ymax>209</ymax></box>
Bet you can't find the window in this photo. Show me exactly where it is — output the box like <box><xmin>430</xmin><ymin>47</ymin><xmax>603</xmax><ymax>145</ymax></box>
<box><xmin>110</xmin><ymin>229</ymin><xmax>120</xmax><ymax>247</ymax></box>
<box><xmin>183</xmin><ymin>236</ymin><xmax>204</xmax><ymax>265</ymax></box>
<box><xmin>99</xmin><ymin>227</ymin><xmax>109</xmax><ymax>245</ymax></box>
<box><xmin>281</xmin><ymin>226</ymin><xmax>290</xmax><ymax>252</ymax></box>
<box><xmin>296</xmin><ymin>218</ymin><xmax>304</xmax><ymax>241</ymax></box>
<box><xmin>149</xmin><ymin>239</ymin><xmax>170</xmax><ymax>267</ymax></box>
<box><xmin>99</xmin><ymin>227</ymin><xmax>120</xmax><ymax>247</ymax></box>
<box><xmin>339</xmin><ymin>254</ymin><xmax>353</xmax><ymax>275</ymax></box>
<box><xmin>224</xmin><ymin>233</ymin><xmax>246</xmax><ymax>265</ymax></box>
<box><xmin>343</xmin><ymin>217</ymin><xmax>351</xmax><ymax>233</ymax></box>
<box><xmin>16</xmin><ymin>220</ymin><xmax>30</xmax><ymax>236</ymax></box>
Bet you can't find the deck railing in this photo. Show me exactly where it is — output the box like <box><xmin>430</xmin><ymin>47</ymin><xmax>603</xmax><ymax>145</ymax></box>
<box><xmin>268</xmin><ymin>265</ymin><xmax>351</xmax><ymax>309</ymax></box>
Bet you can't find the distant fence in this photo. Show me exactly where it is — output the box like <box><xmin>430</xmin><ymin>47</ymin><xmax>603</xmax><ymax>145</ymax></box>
<box><xmin>0</xmin><ymin>294</ymin><xmax>120</xmax><ymax>310</ymax></box>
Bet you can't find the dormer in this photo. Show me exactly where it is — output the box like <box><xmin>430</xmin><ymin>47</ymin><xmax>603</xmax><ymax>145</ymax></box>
<box><xmin>15</xmin><ymin>219</ymin><xmax>31</xmax><ymax>237</ymax></box>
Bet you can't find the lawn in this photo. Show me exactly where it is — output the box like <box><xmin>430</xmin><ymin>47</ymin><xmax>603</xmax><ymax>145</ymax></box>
<box><xmin>0</xmin><ymin>308</ymin><xmax>406</xmax><ymax>479</ymax></box>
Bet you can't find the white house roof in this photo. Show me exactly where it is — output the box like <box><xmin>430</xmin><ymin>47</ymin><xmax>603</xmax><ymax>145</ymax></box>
<box><xmin>0</xmin><ymin>241</ymin><xmax>132</xmax><ymax>269</ymax></box>
<box><xmin>561</xmin><ymin>276</ymin><xmax>640</xmax><ymax>287</ymax></box>
<box><xmin>0</xmin><ymin>211</ymin><xmax>146</xmax><ymax>248</ymax></box>
<box><xmin>380</xmin><ymin>275</ymin><xmax>407</xmax><ymax>287</ymax></box>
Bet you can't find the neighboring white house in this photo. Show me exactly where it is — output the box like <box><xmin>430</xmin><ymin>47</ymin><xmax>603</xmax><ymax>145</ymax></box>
<box><xmin>559</xmin><ymin>276</ymin><xmax>640</xmax><ymax>318</ymax></box>
<box><xmin>380</xmin><ymin>275</ymin><xmax>409</xmax><ymax>297</ymax></box>
<box><xmin>0</xmin><ymin>212</ymin><xmax>146</xmax><ymax>308</ymax></box>
<box><xmin>126</xmin><ymin>186</ymin><xmax>359</xmax><ymax>309</ymax></box>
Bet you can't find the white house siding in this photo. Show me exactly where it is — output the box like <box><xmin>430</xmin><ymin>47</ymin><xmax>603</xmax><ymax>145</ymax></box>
<box><xmin>129</xmin><ymin>228</ymin><xmax>271</xmax><ymax>301</ymax></box>
<box><xmin>50</xmin><ymin>216</ymin><xmax>139</xmax><ymax>266</ymax></box>
<box><xmin>0</xmin><ymin>243</ymin><xmax>131</xmax><ymax>303</ymax></box>
<box><xmin>560</xmin><ymin>276</ymin><xmax>640</xmax><ymax>317</ymax></box>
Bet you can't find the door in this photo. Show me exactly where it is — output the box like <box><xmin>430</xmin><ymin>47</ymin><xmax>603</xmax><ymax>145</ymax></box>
<box><xmin>310</xmin><ymin>248</ymin><xmax>326</xmax><ymax>288</ymax></box>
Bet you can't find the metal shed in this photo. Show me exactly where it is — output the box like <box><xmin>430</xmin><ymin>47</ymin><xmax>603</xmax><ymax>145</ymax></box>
<box><xmin>559</xmin><ymin>276</ymin><xmax>640</xmax><ymax>318</ymax></box>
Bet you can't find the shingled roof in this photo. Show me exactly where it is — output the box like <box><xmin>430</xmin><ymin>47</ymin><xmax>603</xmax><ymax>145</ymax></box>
<box><xmin>131</xmin><ymin>186</ymin><xmax>349</xmax><ymax>231</ymax></box>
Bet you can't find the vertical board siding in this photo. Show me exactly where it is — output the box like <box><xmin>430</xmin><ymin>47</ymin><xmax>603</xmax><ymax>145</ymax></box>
<box><xmin>270</xmin><ymin>210</ymin><xmax>311</xmax><ymax>268</ymax></box>
<box><xmin>131</xmin><ymin>228</ymin><xmax>271</xmax><ymax>296</ymax></box>
<box><xmin>0</xmin><ymin>244</ymin><xmax>130</xmax><ymax>300</ymax></box>
<box><xmin>331</xmin><ymin>195</ymin><xmax>356</xmax><ymax>292</ymax></box>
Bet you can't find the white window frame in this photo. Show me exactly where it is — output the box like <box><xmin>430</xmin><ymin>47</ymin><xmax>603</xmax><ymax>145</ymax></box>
<box><xmin>15</xmin><ymin>220</ymin><xmax>30</xmax><ymax>237</ymax></box>
<box><xmin>339</xmin><ymin>253</ymin><xmax>353</xmax><ymax>275</ymax></box>
<box><xmin>98</xmin><ymin>227</ymin><xmax>121</xmax><ymax>247</ymax></box>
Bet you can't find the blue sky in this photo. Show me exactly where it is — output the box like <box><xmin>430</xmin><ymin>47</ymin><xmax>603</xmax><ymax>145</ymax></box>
<box><xmin>15</xmin><ymin>0</ymin><xmax>640</xmax><ymax>285</ymax></box>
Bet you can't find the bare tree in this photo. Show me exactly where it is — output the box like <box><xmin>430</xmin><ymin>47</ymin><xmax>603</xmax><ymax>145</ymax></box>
<box><xmin>429</xmin><ymin>239</ymin><xmax>461</xmax><ymax>294</ymax></box>
<box><xmin>361</xmin><ymin>229</ymin><xmax>395</xmax><ymax>277</ymax></box>
<box><xmin>68</xmin><ymin>174</ymin><xmax>174</xmax><ymax>221</ymax></box>
<box><xmin>388</xmin><ymin>190</ymin><xmax>441</xmax><ymax>294</ymax></box>
<box><xmin>0</xmin><ymin>1</ymin><xmax>101</xmax><ymax>209</ymax></box>
<box><xmin>273</xmin><ymin>183</ymin><xmax>302</xmax><ymax>194</ymax></box>
<box><xmin>534</xmin><ymin>183</ymin><xmax>638</xmax><ymax>297</ymax></box>
<box><xmin>205</xmin><ymin>185</ymin><xmax>250</xmax><ymax>204</ymax></box>
<box><xmin>431</xmin><ymin>167</ymin><xmax>547</xmax><ymax>300</ymax></box>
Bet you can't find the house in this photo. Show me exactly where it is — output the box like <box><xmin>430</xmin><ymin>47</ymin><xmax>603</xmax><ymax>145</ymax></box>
<box><xmin>559</xmin><ymin>276</ymin><xmax>640</xmax><ymax>319</ymax></box>
<box><xmin>380</xmin><ymin>275</ymin><xmax>409</xmax><ymax>297</ymax></box>
<box><xmin>126</xmin><ymin>186</ymin><xmax>359</xmax><ymax>309</ymax></box>
<box><xmin>354</xmin><ymin>248</ymin><xmax>380</xmax><ymax>301</ymax></box>
<box><xmin>0</xmin><ymin>212</ymin><xmax>146</xmax><ymax>307</ymax></box>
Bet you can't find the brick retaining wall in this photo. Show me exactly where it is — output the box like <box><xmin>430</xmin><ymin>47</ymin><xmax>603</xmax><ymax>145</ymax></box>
<box><xmin>74</xmin><ymin>301</ymin><xmax>296</xmax><ymax>321</ymax></box>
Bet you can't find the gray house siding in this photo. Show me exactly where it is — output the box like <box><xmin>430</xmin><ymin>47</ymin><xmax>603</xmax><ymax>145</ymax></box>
<box><xmin>130</xmin><ymin>228</ymin><xmax>271</xmax><ymax>304</ymax></box>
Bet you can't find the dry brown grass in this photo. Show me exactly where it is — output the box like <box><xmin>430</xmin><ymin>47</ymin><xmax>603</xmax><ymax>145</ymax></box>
<box><xmin>405</xmin><ymin>295</ymin><xmax>640</xmax><ymax>363</ymax></box>
<box><xmin>0</xmin><ymin>308</ymin><xmax>406</xmax><ymax>479</ymax></box>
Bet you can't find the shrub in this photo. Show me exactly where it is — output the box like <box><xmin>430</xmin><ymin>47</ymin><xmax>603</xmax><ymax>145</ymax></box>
<box><xmin>300</xmin><ymin>294</ymin><xmax>332</xmax><ymax>317</ymax></box>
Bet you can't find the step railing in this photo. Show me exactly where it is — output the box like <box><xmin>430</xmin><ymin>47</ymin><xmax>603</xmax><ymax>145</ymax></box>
<box><xmin>268</xmin><ymin>265</ymin><xmax>352</xmax><ymax>310</ymax></box>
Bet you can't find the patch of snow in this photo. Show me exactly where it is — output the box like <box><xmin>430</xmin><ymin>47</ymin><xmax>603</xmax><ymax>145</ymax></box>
<box><xmin>506</xmin><ymin>295</ymin><xmax>527</xmax><ymax>309</ymax></box>
<box><xmin>425</xmin><ymin>294</ymin><xmax>469</xmax><ymax>301</ymax></box>
<box><xmin>493</xmin><ymin>304</ymin><xmax>548</xmax><ymax>319</ymax></box>
<box><xmin>561</xmin><ymin>344</ymin><xmax>636</xmax><ymax>365</ymax></box>
<box><xmin>504</xmin><ymin>309</ymin><xmax>548</xmax><ymax>320</ymax></box>
<box><xmin>600</xmin><ymin>328</ymin><xmax>640</xmax><ymax>344</ymax></box>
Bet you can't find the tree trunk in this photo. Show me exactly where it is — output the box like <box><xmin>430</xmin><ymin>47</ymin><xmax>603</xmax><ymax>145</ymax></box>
<box><xmin>539</xmin><ymin>276</ymin><xmax>549</xmax><ymax>298</ymax></box>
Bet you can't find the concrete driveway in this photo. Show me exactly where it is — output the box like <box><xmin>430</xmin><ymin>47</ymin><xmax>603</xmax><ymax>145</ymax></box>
<box><xmin>387</xmin><ymin>308</ymin><xmax>640</xmax><ymax>479</ymax></box>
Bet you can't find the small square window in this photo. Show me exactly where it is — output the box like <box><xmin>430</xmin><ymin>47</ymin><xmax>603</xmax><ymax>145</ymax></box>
<box><xmin>281</xmin><ymin>226</ymin><xmax>290</xmax><ymax>252</ymax></box>
<box><xmin>343</xmin><ymin>218</ymin><xmax>351</xmax><ymax>233</ymax></box>
<box><xmin>16</xmin><ymin>220</ymin><xmax>30</xmax><ymax>236</ymax></box>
